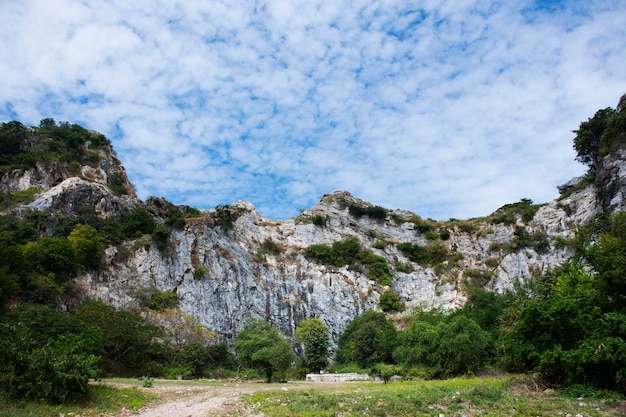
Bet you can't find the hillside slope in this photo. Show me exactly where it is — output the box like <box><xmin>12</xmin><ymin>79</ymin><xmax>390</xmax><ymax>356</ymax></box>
<box><xmin>1</xmin><ymin>117</ymin><xmax>624</xmax><ymax>345</ymax></box>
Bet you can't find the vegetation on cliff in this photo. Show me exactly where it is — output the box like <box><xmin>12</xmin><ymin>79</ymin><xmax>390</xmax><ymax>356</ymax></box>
<box><xmin>0</xmin><ymin>94</ymin><xmax>625</xmax><ymax>407</ymax></box>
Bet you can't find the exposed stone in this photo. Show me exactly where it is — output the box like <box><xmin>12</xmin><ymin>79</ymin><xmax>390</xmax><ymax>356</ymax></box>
<box><xmin>3</xmin><ymin>137</ymin><xmax>625</xmax><ymax>350</ymax></box>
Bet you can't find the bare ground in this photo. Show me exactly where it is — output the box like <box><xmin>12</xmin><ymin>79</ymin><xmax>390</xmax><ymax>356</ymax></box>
<box><xmin>105</xmin><ymin>380</ymin><xmax>306</xmax><ymax>417</ymax></box>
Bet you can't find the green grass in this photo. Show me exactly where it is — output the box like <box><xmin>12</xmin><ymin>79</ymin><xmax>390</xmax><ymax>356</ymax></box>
<box><xmin>0</xmin><ymin>384</ymin><xmax>155</xmax><ymax>417</ymax></box>
<box><xmin>241</xmin><ymin>376</ymin><xmax>626</xmax><ymax>417</ymax></box>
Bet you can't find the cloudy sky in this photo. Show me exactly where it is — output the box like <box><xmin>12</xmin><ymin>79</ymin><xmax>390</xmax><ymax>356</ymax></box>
<box><xmin>1</xmin><ymin>1</ymin><xmax>625</xmax><ymax>220</ymax></box>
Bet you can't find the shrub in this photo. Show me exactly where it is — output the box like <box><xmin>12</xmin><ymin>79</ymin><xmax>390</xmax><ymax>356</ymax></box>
<box><xmin>336</xmin><ymin>310</ymin><xmax>397</xmax><ymax>368</ymax></box>
<box><xmin>311</xmin><ymin>214</ymin><xmax>328</xmax><ymax>227</ymax></box>
<box><xmin>151</xmin><ymin>224</ymin><xmax>171</xmax><ymax>249</ymax></box>
<box><xmin>394</xmin><ymin>261</ymin><xmax>413</xmax><ymax>273</ymax></box>
<box><xmin>373</xmin><ymin>240</ymin><xmax>387</xmax><ymax>249</ymax></box>
<box><xmin>379</xmin><ymin>290</ymin><xmax>405</xmax><ymax>313</ymax></box>
<box><xmin>215</xmin><ymin>204</ymin><xmax>234</xmax><ymax>230</ymax></box>
<box><xmin>463</xmin><ymin>269</ymin><xmax>494</xmax><ymax>288</ymax></box>
<box><xmin>409</xmin><ymin>215</ymin><xmax>435</xmax><ymax>233</ymax></box>
<box><xmin>489</xmin><ymin>199</ymin><xmax>542</xmax><ymax>225</ymax></box>
<box><xmin>396</xmin><ymin>241</ymin><xmax>451</xmax><ymax>267</ymax></box>
<box><xmin>0</xmin><ymin>325</ymin><xmax>98</xmax><ymax>404</ymax></box>
<box><xmin>348</xmin><ymin>204</ymin><xmax>388</xmax><ymax>219</ymax></box>
<box><xmin>484</xmin><ymin>258</ymin><xmax>500</xmax><ymax>268</ymax></box>
<box><xmin>260</xmin><ymin>237</ymin><xmax>282</xmax><ymax>256</ymax></box>
<box><xmin>425</xmin><ymin>230</ymin><xmax>440</xmax><ymax>240</ymax></box>
<box><xmin>123</xmin><ymin>207</ymin><xmax>156</xmax><ymax>238</ymax></box>
<box><xmin>512</xmin><ymin>226</ymin><xmax>550</xmax><ymax>253</ymax></box>
<box><xmin>141</xmin><ymin>290</ymin><xmax>179</xmax><ymax>311</ymax></box>
<box><xmin>193</xmin><ymin>265</ymin><xmax>211</xmax><ymax>280</ymax></box>
<box><xmin>108</xmin><ymin>173</ymin><xmax>128</xmax><ymax>196</ymax></box>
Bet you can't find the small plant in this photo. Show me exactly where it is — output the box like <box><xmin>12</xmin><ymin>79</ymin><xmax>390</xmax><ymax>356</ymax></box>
<box><xmin>259</xmin><ymin>237</ymin><xmax>282</xmax><ymax>256</ymax></box>
<box><xmin>395</xmin><ymin>261</ymin><xmax>414</xmax><ymax>273</ymax></box>
<box><xmin>311</xmin><ymin>214</ymin><xmax>329</xmax><ymax>227</ymax></box>
<box><xmin>489</xmin><ymin>198</ymin><xmax>543</xmax><ymax>225</ymax></box>
<box><xmin>424</xmin><ymin>230</ymin><xmax>440</xmax><ymax>240</ymax></box>
<box><xmin>379</xmin><ymin>290</ymin><xmax>405</xmax><ymax>313</ymax></box>
<box><xmin>142</xmin><ymin>376</ymin><xmax>154</xmax><ymax>388</ymax></box>
<box><xmin>463</xmin><ymin>269</ymin><xmax>494</xmax><ymax>288</ymax></box>
<box><xmin>193</xmin><ymin>265</ymin><xmax>211</xmax><ymax>280</ymax></box>
<box><xmin>215</xmin><ymin>204</ymin><xmax>235</xmax><ymax>230</ymax></box>
<box><xmin>409</xmin><ymin>215</ymin><xmax>435</xmax><ymax>233</ymax></box>
<box><xmin>373</xmin><ymin>240</ymin><xmax>387</xmax><ymax>249</ymax></box>
<box><xmin>484</xmin><ymin>257</ymin><xmax>500</xmax><ymax>268</ymax></box>
<box><xmin>396</xmin><ymin>241</ymin><xmax>453</xmax><ymax>267</ymax></box>
<box><xmin>137</xmin><ymin>289</ymin><xmax>179</xmax><ymax>311</ymax></box>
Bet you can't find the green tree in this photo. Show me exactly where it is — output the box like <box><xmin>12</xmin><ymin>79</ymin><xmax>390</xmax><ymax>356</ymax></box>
<box><xmin>68</xmin><ymin>224</ymin><xmax>104</xmax><ymax>271</ymax></box>
<box><xmin>177</xmin><ymin>341</ymin><xmax>208</xmax><ymax>378</ymax></box>
<box><xmin>74</xmin><ymin>300</ymin><xmax>167</xmax><ymax>376</ymax></box>
<box><xmin>500</xmin><ymin>211</ymin><xmax>626</xmax><ymax>390</ymax></box>
<box><xmin>122</xmin><ymin>207</ymin><xmax>156</xmax><ymax>238</ymax></box>
<box><xmin>337</xmin><ymin>310</ymin><xmax>397</xmax><ymax>368</ymax></box>
<box><xmin>0</xmin><ymin>324</ymin><xmax>98</xmax><ymax>404</ymax></box>
<box><xmin>573</xmin><ymin>107</ymin><xmax>616</xmax><ymax>170</ymax></box>
<box><xmin>20</xmin><ymin>237</ymin><xmax>78</xmax><ymax>285</ymax></box>
<box><xmin>233</xmin><ymin>319</ymin><xmax>295</xmax><ymax>382</ymax></box>
<box><xmin>0</xmin><ymin>121</ymin><xmax>26</xmax><ymax>163</ymax></box>
<box><xmin>394</xmin><ymin>314</ymin><xmax>492</xmax><ymax>378</ymax></box>
<box><xmin>295</xmin><ymin>318</ymin><xmax>331</xmax><ymax>373</ymax></box>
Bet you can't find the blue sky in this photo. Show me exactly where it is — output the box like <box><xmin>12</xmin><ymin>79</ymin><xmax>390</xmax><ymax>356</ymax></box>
<box><xmin>1</xmin><ymin>1</ymin><xmax>625</xmax><ymax>220</ymax></box>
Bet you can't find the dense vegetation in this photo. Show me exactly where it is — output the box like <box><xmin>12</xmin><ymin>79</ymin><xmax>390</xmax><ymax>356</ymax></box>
<box><xmin>303</xmin><ymin>236</ymin><xmax>393</xmax><ymax>285</ymax></box>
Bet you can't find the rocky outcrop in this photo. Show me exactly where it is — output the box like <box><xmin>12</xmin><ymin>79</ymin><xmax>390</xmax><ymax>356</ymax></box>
<box><xmin>2</xmin><ymin>126</ymin><xmax>622</xmax><ymax>347</ymax></box>
<box><xmin>75</xmin><ymin>180</ymin><xmax>600</xmax><ymax>346</ymax></box>
<box><xmin>596</xmin><ymin>148</ymin><xmax>626</xmax><ymax>213</ymax></box>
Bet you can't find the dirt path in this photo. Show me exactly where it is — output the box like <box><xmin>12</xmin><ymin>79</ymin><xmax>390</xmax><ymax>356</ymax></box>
<box><xmin>109</xmin><ymin>381</ymin><xmax>305</xmax><ymax>417</ymax></box>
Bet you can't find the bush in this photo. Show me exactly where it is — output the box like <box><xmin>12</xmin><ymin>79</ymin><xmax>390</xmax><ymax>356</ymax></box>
<box><xmin>311</xmin><ymin>214</ymin><xmax>328</xmax><ymax>227</ymax></box>
<box><xmin>141</xmin><ymin>290</ymin><xmax>179</xmax><ymax>311</ymax></box>
<box><xmin>393</xmin><ymin>315</ymin><xmax>492</xmax><ymax>378</ymax></box>
<box><xmin>151</xmin><ymin>224</ymin><xmax>171</xmax><ymax>249</ymax></box>
<box><xmin>489</xmin><ymin>199</ymin><xmax>542</xmax><ymax>225</ymax></box>
<box><xmin>379</xmin><ymin>290</ymin><xmax>405</xmax><ymax>313</ymax></box>
<box><xmin>123</xmin><ymin>207</ymin><xmax>156</xmax><ymax>238</ymax></box>
<box><xmin>348</xmin><ymin>204</ymin><xmax>388</xmax><ymax>219</ymax></box>
<box><xmin>396</xmin><ymin>241</ymin><xmax>451</xmax><ymax>267</ymax></box>
<box><xmin>394</xmin><ymin>261</ymin><xmax>413</xmax><ymax>273</ymax></box>
<box><xmin>337</xmin><ymin>310</ymin><xmax>397</xmax><ymax>368</ymax></box>
<box><xmin>0</xmin><ymin>325</ymin><xmax>98</xmax><ymax>404</ymax></box>
<box><xmin>260</xmin><ymin>237</ymin><xmax>282</xmax><ymax>256</ymax></box>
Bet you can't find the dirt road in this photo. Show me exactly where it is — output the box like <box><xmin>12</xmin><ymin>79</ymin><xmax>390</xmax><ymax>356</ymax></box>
<box><xmin>110</xmin><ymin>380</ymin><xmax>303</xmax><ymax>417</ymax></box>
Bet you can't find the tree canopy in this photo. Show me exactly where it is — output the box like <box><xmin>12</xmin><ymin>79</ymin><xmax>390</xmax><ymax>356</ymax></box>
<box><xmin>234</xmin><ymin>319</ymin><xmax>295</xmax><ymax>382</ymax></box>
<box><xmin>295</xmin><ymin>318</ymin><xmax>330</xmax><ymax>373</ymax></box>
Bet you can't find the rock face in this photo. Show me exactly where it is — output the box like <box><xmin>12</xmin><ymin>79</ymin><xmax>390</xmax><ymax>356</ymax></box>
<box><xmin>76</xmin><ymin>185</ymin><xmax>599</xmax><ymax>346</ymax></box>
<box><xmin>596</xmin><ymin>148</ymin><xmax>626</xmax><ymax>213</ymax></box>
<box><xmin>2</xmin><ymin>135</ymin><xmax>622</xmax><ymax>347</ymax></box>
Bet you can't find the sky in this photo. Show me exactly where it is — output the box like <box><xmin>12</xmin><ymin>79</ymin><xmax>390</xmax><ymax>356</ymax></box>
<box><xmin>1</xmin><ymin>1</ymin><xmax>625</xmax><ymax>220</ymax></box>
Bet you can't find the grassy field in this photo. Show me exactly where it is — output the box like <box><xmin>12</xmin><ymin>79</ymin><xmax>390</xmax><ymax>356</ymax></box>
<box><xmin>0</xmin><ymin>384</ymin><xmax>156</xmax><ymax>417</ymax></box>
<box><xmin>1</xmin><ymin>375</ymin><xmax>624</xmax><ymax>417</ymax></box>
<box><xmin>241</xmin><ymin>376</ymin><xmax>626</xmax><ymax>417</ymax></box>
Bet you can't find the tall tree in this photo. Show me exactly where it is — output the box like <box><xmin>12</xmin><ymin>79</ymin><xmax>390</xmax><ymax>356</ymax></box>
<box><xmin>295</xmin><ymin>318</ymin><xmax>330</xmax><ymax>373</ymax></box>
<box><xmin>234</xmin><ymin>319</ymin><xmax>295</xmax><ymax>382</ymax></box>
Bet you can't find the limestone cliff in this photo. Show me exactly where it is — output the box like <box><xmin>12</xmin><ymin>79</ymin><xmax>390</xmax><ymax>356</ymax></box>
<box><xmin>75</xmin><ymin>181</ymin><xmax>600</xmax><ymax>345</ymax></box>
<box><xmin>1</xmin><ymin>121</ymin><xmax>623</xmax><ymax>346</ymax></box>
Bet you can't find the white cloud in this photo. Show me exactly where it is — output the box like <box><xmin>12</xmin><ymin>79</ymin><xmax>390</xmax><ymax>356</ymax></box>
<box><xmin>1</xmin><ymin>0</ymin><xmax>625</xmax><ymax>220</ymax></box>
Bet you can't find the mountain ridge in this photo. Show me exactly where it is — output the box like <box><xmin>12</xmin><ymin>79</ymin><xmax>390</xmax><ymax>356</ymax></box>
<box><xmin>0</xmin><ymin>117</ymin><xmax>623</xmax><ymax>345</ymax></box>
